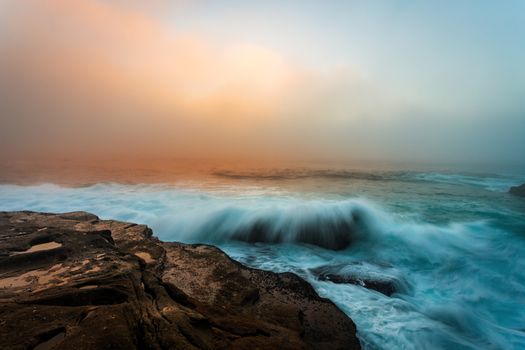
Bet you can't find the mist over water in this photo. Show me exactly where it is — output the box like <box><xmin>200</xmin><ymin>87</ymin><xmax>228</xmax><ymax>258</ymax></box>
<box><xmin>1</xmin><ymin>168</ymin><xmax>525</xmax><ymax>349</ymax></box>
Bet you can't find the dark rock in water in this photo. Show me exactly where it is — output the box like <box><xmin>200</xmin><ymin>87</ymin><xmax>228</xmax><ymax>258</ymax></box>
<box><xmin>231</xmin><ymin>215</ymin><xmax>356</xmax><ymax>250</ymax></box>
<box><xmin>320</xmin><ymin>274</ymin><xmax>397</xmax><ymax>296</ymax></box>
<box><xmin>0</xmin><ymin>211</ymin><xmax>360</xmax><ymax>350</ymax></box>
<box><xmin>310</xmin><ymin>262</ymin><xmax>409</xmax><ymax>297</ymax></box>
<box><xmin>509</xmin><ymin>183</ymin><xmax>525</xmax><ymax>197</ymax></box>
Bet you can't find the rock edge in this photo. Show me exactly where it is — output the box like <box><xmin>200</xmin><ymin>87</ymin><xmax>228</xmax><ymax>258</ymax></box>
<box><xmin>509</xmin><ymin>183</ymin><xmax>525</xmax><ymax>197</ymax></box>
<box><xmin>0</xmin><ymin>211</ymin><xmax>360</xmax><ymax>350</ymax></box>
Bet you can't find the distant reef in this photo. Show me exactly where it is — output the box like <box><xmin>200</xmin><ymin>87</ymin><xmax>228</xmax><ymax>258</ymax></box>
<box><xmin>509</xmin><ymin>183</ymin><xmax>525</xmax><ymax>197</ymax></box>
<box><xmin>0</xmin><ymin>211</ymin><xmax>360</xmax><ymax>350</ymax></box>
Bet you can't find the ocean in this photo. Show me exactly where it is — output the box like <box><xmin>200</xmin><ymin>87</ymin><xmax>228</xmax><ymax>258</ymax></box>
<box><xmin>1</xmin><ymin>166</ymin><xmax>524</xmax><ymax>349</ymax></box>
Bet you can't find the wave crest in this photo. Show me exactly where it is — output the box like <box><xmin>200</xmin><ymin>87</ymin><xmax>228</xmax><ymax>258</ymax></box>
<box><xmin>184</xmin><ymin>200</ymin><xmax>385</xmax><ymax>250</ymax></box>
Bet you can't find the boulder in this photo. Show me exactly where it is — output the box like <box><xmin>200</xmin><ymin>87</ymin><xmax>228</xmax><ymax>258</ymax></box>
<box><xmin>310</xmin><ymin>262</ymin><xmax>409</xmax><ymax>297</ymax></box>
<box><xmin>509</xmin><ymin>183</ymin><xmax>525</xmax><ymax>197</ymax></box>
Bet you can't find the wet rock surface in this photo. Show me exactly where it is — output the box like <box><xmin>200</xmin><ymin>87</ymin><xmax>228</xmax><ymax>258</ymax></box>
<box><xmin>0</xmin><ymin>211</ymin><xmax>360</xmax><ymax>350</ymax></box>
<box><xmin>310</xmin><ymin>262</ymin><xmax>409</xmax><ymax>297</ymax></box>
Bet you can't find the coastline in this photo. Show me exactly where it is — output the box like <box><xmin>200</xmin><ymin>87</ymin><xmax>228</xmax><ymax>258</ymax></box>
<box><xmin>0</xmin><ymin>211</ymin><xmax>360</xmax><ymax>349</ymax></box>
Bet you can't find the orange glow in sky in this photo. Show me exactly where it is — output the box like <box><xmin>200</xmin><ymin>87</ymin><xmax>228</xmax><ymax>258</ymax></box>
<box><xmin>1</xmin><ymin>0</ymin><xmax>524</xmax><ymax>165</ymax></box>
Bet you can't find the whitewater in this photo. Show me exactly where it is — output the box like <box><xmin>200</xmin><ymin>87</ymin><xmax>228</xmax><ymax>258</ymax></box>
<box><xmin>1</xmin><ymin>169</ymin><xmax>524</xmax><ymax>349</ymax></box>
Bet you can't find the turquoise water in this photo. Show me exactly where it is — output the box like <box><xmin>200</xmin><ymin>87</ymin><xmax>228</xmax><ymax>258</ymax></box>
<box><xmin>1</xmin><ymin>169</ymin><xmax>524</xmax><ymax>349</ymax></box>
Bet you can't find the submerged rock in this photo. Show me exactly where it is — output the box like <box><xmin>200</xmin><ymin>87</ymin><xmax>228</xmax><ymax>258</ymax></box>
<box><xmin>509</xmin><ymin>183</ymin><xmax>525</xmax><ymax>197</ymax></box>
<box><xmin>229</xmin><ymin>209</ymin><xmax>370</xmax><ymax>251</ymax></box>
<box><xmin>0</xmin><ymin>211</ymin><xmax>360</xmax><ymax>350</ymax></box>
<box><xmin>231</xmin><ymin>218</ymin><xmax>354</xmax><ymax>250</ymax></box>
<box><xmin>310</xmin><ymin>262</ymin><xmax>409</xmax><ymax>297</ymax></box>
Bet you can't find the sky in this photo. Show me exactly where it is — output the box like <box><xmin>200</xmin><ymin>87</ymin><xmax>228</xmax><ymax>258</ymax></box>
<box><xmin>1</xmin><ymin>0</ymin><xmax>524</xmax><ymax>168</ymax></box>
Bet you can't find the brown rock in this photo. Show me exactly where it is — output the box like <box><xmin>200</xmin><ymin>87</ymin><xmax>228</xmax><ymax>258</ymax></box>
<box><xmin>0</xmin><ymin>211</ymin><xmax>360</xmax><ymax>350</ymax></box>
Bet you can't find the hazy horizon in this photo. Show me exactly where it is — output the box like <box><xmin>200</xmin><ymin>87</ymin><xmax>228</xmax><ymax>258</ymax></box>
<box><xmin>1</xmin><ymin>0</ymin><xmax>524</xmax><ymax>168</ymax></box>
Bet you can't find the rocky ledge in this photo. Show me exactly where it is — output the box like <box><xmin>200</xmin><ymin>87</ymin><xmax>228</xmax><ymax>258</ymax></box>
<box><xmin>509</xmin><ymin>183</ymin><xmax>525</xmax><ymax>197</ymax></box>
<box><xmin>0</xmin><ymin>211</ymin><xmax>360</xmax><ymax>350</ymax></box>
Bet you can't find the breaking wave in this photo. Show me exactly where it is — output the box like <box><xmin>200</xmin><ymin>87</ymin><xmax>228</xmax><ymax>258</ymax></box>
<box><xmin>1</xmin><ymin>182</ymin><xmax>525</xmax><ymax>349</ymax></box>
<box><xmin>170</xmin><ymin>199</ymin><xmax>389</xmax><ymax>250</ymax></box>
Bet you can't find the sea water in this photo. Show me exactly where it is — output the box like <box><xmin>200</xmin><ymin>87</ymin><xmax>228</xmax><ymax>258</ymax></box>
<box><xmin>1</xmin><ymin>168</ymin><xmax>524</xmax><ymax>349</ymax></box>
